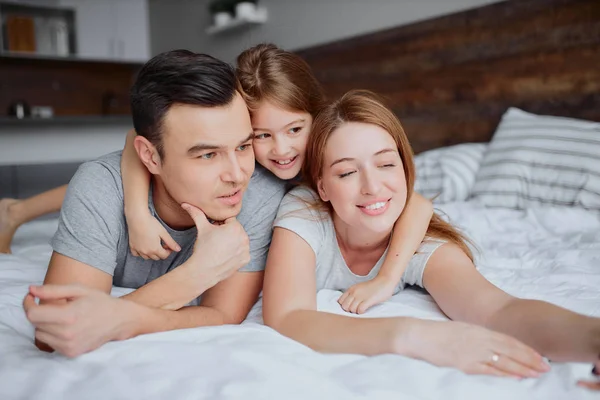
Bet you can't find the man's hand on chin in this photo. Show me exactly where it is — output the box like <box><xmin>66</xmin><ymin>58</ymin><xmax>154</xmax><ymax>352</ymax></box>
<box><xmin>23</xmin><ymin>284</ymin><xmax>139</xmax><ymax>358</ymax></box>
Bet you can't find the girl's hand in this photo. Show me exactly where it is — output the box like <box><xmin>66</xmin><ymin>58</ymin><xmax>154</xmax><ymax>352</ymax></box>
<box><xmin>128</xmin><ymin>212</ymin><xmax>180</xmax><ymax>260</ymax></box>
<box><xmin>338</xmin><ymin>276</ymin><xmax>397</xmax><ymax>314</ymax></box>
<box><xmin>408</xmin><ymin>320</ymin><xmax>551</xmax><ymax>378</ymax></box>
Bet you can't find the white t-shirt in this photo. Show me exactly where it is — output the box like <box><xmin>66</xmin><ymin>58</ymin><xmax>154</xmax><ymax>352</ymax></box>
<box><xmin>273</xmin><ymin>186</ymin><xmax>445</xmax><ymax>293</ymax></box>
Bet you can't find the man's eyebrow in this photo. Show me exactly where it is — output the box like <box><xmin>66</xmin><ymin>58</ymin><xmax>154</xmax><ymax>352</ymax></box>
<box><xmin>187</xmin><ymin>132</ymin><xmax>254</xmax><ymax>155</ymax></box>
<box><xmin>253</xmin><ymin>119</ymin><xmax>305</xmax><ymax>133</ymax></box>
<box><xmin>187</xmin><ymin>143</ymin><xmax>222</xmax><ymax>155</ymax></box>
<box><xmin>238</xmin><ymin>132</ymin><xmax>255</xmax><ymax>145</ymax></box>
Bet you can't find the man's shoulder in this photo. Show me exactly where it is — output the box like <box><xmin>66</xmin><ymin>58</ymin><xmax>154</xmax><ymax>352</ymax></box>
<box><xmin>72</xmin><ymin>151</ymin><xmax>123</xmax><ymax>188</ymax></box>
<box><xmin>80</xmin><ymin>151</ymin><xmax>122</xmax><ymax>174</ymax></box>
<box><xmin>51</xmin><ymin>151</ymin><xmax>127</xmax><ymax>274</ymax></box>
<box><xmin>75</xmin><ymin>151</ymin><xmax>122</xmax><ymax>177</ymax></box>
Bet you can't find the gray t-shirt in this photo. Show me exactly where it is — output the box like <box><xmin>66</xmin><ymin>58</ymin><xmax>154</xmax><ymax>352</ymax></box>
<box><xmin>51</xmin><ymin>151</ymin><xmax>286</xmax><ymax>289</ymax></box>
<box><xmin>273</xmin><ymin>186</ymin><xmax>445</xmax><ymax>293</ymax></box>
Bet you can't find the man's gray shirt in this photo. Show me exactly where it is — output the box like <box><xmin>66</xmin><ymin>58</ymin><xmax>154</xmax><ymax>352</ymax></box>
<box><xmin>51</xmin><ymin>151</ymin><xmax>286</xmax><ymax>289</ymax></box>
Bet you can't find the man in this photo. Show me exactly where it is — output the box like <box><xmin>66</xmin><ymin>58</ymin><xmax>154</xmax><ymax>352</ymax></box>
<box><xmin>23</xmin><ymin>50</ymin><xmax>286</xmax><ymax>357</ymax></box>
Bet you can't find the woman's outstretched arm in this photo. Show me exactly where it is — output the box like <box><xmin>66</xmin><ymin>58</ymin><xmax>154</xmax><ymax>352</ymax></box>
<box><xmin>422</xmin><ymin>243</ymin><xmax>600</xmax><ymax>363</ymax></box>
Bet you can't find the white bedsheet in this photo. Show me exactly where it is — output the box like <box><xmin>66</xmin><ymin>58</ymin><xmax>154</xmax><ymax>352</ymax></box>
<box><xmin>1</xmin><ymin>204</ymin><xmax>599</xmax><ymax>400</ymax></box>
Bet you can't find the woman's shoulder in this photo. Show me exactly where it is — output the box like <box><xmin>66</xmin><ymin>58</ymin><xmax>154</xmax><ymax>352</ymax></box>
<box><xmin>274</xmin><ymin>185</ymin><xmax>331</xmax><ymax>255</ymax></box>
<box><xmin>284</xmin><ymin>185</ymin><xmax>320</xmax><ymax>204</ymax></box>
<box><xmin>276</xmin><ymin>185</ymin><xmax>329</xmax><ymax>225</ymax></box>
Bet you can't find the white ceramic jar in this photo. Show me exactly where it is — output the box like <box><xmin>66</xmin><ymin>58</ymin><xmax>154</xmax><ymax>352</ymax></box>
<box><xmin>213</xmin><ymin>11</ymin><xmax>232</xmax><ymax>26</ymax></box>
<box><xmin>235</xmin><ymin>2</ymin><xmax>257</xmax><ymax>19</ymax></box>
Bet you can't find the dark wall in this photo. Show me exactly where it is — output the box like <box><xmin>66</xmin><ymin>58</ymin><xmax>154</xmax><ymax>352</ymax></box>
<box><xmin>296</xmin><ymin>0</ymin><xmax>600</xmax><ymax>153</ymax></box>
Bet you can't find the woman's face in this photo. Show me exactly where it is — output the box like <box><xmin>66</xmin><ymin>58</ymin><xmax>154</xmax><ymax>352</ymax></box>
<box><xmin>251</xmin><ymin>100</ymin><xmax>312</xmax><ymax>180</ymax></box>
<box><xmin>317</xmin><ymin>122</ymin><xmax>407</xmax><ymax>235</ymax></box>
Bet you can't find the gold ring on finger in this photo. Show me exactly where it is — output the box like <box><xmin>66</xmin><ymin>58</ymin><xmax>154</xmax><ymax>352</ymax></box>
<box><xmin>491</xmin><ymin>353</ymin><xmax>500</xmax><ymax>363</ymax></box>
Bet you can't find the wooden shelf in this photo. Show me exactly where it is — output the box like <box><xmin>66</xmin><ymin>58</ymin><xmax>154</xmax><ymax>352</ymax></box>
<box><xmin>0</xmin><ymin>51</ymin><xmax>144</xmax><ymax>66</ymax></box>
<box><xmin>206</xmin><ymin>7</ymin><xmax>267</xmax><ymax>35</ymax></box>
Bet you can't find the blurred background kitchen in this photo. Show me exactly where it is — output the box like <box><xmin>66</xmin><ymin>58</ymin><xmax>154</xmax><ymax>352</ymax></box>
<box><xmin>0</xmin><ymin>0</ymin><xmax>499</xmax><ymax>200</ymax></box>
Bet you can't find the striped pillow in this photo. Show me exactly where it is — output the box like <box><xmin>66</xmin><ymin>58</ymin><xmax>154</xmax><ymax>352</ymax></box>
<box><xmin>471</xmin><ymin>108</ymin><xmax>600</xmax><ymax>210</ymax></box>
<box><xmin>414</xmin><ymin>143</ymin><xmax>487</xmax><ymax>203</ymax></box>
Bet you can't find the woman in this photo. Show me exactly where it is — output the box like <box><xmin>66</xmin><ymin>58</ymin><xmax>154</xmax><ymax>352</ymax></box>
<box><xmin>0</xmin><ymin>44</ymin><xmax>432</xmax><ymax>315</ymax></box>
<box><xmin>262</xmin><ymin>89</ymin><xmax>600</xmax><ymax>379</ymax></box>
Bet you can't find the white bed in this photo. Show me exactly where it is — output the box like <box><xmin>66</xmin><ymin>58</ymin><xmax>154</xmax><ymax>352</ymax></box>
<box><xmin>1</xmin><ymin>200</ymin><xmax>598</xmax><ymax>400</ymax></box>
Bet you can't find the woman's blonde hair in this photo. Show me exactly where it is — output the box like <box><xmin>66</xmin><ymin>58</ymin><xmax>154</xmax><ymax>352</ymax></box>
<box><xmin>236</xmin><ymin>43</ymin><xmax>326</xmax><ymax>116</ymax></box>
<box><xmin>303</xmin><ymin>90</ymin><xmax>474</xmax><ymax>260</ymax></box>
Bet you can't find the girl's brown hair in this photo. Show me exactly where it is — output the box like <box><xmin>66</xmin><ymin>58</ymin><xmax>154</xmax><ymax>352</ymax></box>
<box><xmin>303</xmin><ymin>90</ymin><xmax>474</xmax><ymax>260</ymax></box>
<box><xmin>236</xmin><ymin>43</ymin><xmax>326</xmax><ymax>116</ymax></box>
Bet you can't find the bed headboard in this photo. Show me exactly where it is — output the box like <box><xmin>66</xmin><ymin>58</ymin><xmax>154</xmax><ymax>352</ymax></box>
<box><xmin>295</xmin><ymin>0</ymin><xmax>600</xmax><ymax>154</ymax></box>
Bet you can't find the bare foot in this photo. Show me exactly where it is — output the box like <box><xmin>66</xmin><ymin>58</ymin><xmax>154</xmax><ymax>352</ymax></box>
<box><xmin>0</xmin><ymin>198</ymin><xmax>21</xmax><ymax>254</ymax></box>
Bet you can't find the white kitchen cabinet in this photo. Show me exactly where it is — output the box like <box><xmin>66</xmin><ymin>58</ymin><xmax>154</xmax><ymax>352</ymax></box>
<box><xmin>113</xmin><ymin>0</ymin><xmax>149</xmax><ymax>62</ymax></box>
<box><xmin>59</xmin><ymin>0</ymin><xmax>149</xmax><ymax>62</ymax></box>
<box><xmin>59</xmin><ymin>0</ymin><xmax>114</xmax><ymax>60</ymax></box>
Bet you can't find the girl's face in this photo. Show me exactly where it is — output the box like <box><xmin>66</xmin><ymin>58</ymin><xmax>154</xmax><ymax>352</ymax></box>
<box><xmin>251</xmin><ymin>100</ymin><xmax>312</xmax><ymax>180</ymax></box>
<box><xmin>317</xmin><ymin>122</ymin><xmax>407</xmax><ymax>235</ymax></box>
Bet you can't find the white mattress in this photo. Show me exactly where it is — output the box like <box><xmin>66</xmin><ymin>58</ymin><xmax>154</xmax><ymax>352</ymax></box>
<box><xmin>1</xmin><ymin>203</ymin><xmax>599</xmax><ymax>400</ymax></box>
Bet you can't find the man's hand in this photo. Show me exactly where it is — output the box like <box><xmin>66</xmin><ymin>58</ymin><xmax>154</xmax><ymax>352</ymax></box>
<box><xmin>181</xmin><ymin>203</ymin><xmax>250</xmax><ymax>291</ymax></box>
<box><xmin>23</xmin><ymin>284</ymin><xmax>137</xmax><ymax>358</ymax></box>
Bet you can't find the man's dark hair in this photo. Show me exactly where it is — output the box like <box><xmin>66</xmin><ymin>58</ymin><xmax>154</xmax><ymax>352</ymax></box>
<box><xmin>130</xmin><ymin>49</ymin><xmax>238</xmax><ymax>158</ymax></box>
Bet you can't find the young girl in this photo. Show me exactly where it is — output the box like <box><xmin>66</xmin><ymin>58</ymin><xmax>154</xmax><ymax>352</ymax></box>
<box><xmin>262</xmin><ymin>89</ymin><xmax>600</xmax><ymax>378</ymax></box>
<box><xmin>0</xmin><ymin>44</ymin><xmax>433</xmax><ymax>314</ymax></box>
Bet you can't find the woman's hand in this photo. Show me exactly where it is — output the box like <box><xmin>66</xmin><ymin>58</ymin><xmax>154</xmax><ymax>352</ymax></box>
<box><xmin>127</xmin><ymin>211</ymin><xmax>180</xmax><ymax>260</ymax></box>
<box><xmin>338</xmin><ymin>276</ymin><xmax>397</xmax><ymax>314</ymax></box>
<box><xmin>404</xmin><ymin>320</ymin><xmax>551</xmax><ymax>378</ymax></box>
<box><xmin>577</xmin><ymin>360</ymin><xmax>600</xmax><ymax>391</ymax></box>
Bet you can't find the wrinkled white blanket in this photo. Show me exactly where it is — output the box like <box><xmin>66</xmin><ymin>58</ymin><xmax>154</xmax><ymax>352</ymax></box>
<box><xmin>1</xmin><ymin>203</ymin><xmax>599</xmax><ymax>400</ymax></box>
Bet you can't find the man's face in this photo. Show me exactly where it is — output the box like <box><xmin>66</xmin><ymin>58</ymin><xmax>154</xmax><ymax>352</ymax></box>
<box><xmin>157</xmin><ymin>92</ymin><xmax>255</xmax><ymax>221</ymax></box>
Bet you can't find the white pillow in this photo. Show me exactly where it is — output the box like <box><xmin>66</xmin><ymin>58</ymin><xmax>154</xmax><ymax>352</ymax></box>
<box><xmin>414</xmin><ymin>143</ymin><xmax>487</xmax><ymax>203</ymax></box>
<box><xmin>470</xmin><ymin>107</ymin><xmax>600</xmax><ymax>210</ymax></box>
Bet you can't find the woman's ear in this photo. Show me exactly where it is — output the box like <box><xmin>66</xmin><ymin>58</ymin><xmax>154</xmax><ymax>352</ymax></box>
<box><xmin>133</xmin><ymin>135</ymin><xmax>161</xmax><ymax>175</ymax></box>
<box><xmin>317</xmin><ymin>178</ymin><xmax>329</xmax><ymax>202</ymax></box>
